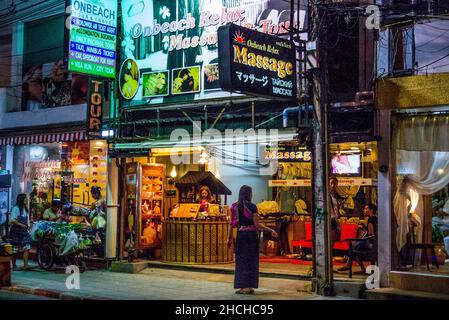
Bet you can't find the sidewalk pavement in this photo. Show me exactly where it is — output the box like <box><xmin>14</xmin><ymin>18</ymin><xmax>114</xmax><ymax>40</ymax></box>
<box><xmin>1</xmin><ymin>264</ymin><xmax>357</xmax><ymax>300</ymax></box>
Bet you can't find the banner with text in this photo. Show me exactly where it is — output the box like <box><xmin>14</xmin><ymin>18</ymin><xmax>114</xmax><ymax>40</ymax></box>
<box><xmin>68</xmin><ymin>0</ymin><xmax>118</xmax><ymax>78</ymax></box>
<box><xmin>120</xmin><ymin>0</ymin><xmax>307</xmax><ymax>106</ymax></box>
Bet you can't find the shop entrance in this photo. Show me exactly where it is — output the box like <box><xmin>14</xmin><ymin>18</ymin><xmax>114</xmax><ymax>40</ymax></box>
<box><xmin>119</xmin><ymin>141</ymin><xmax>379</xmax><ymax>278</ymax></box>
<box><xmin>392</xmin><ymin>114</ymin><xmax>449</xmax><ymax>278</ymax></box>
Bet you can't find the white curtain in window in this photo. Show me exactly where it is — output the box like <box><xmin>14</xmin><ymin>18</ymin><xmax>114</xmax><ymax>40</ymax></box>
<box><xmin>394</xmin><ymin>150</ymin><xmax>449</xmax><ymax>251</ymax></box>
<box><xmin>393</xmin><ymin>115</ymin><xmax>449</xmax><ymax>152</ymax></box>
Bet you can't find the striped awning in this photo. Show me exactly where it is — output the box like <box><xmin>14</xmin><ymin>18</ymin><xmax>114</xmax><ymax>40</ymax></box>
<box><xmin>0</xmin><ymin>131</ymin><xmax>87</xmax><ymax>146</ymax></box>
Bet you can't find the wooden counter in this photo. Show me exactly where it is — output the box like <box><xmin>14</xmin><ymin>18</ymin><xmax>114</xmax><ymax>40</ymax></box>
<box><xmin>162</xmin><ymin>219</ymin><xmax>234</xmax><ymax>264</ymax></box>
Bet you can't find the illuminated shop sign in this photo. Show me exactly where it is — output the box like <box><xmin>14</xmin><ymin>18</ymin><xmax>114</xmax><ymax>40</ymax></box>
<box><xmin>265</xmin><ymin>145</ymin><xmax>311</xmax><ymax>162</ymax></box>
<box><xmin>68</xmin><ymin>0</ymin><xmax>118</xmax><ymax>78</ymax></box>
<box><xmin>120</xmin><ymin>0</ymin><xmax>307</xmax><ymax>105</ymax></box>
<box><xmin>218</xmin><ymin>24</ymin><xmax>297</xmax><ymax>100</ymax></box>
<box><xmin>87</xmin><ymin>79</ymin><xmax>105</xmax><ymax>139</ymax></box>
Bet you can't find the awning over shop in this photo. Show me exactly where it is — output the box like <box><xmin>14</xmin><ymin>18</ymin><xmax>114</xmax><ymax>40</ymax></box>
<box><xmin>0</xmin><ymin>129</ymin><xmax>87</xmax><ymax>146</ymax></box>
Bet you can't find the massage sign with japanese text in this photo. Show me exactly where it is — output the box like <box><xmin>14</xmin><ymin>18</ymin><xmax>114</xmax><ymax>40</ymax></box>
<box><xmin>218</xmin><ymin>24</ymin><xmax>297</xmax><ymax>100</ymax></box>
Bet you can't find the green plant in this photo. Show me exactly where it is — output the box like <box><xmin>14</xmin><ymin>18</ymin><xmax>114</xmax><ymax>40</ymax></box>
<box><xmin>432</xmin><ymin>225</ymin><xmax>444</xmax><ymax>243</ymax></box>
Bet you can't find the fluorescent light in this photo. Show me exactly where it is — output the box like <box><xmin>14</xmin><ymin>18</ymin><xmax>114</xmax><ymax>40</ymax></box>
<box><xmin>101</xmin><ymin>130</ymin><xmax>114</xmax><ymax>137</ymax></box>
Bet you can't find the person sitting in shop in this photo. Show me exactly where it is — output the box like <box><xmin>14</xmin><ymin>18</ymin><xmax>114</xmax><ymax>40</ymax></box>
<box><xmin>90</xmin><ymin>186</ymin><xmax>107</xmax><ymax>219</ymax></box>
<box><xmin>337</xmin><ymin>203</ymin><xmax>378</xmax><ymax>274</ymax></box>
<box><xmin>197</xmin><ymin>186</ymin><xmax>215</xmax><ymax>213</ymax></box>
<box><xmin>433</xmin><ymin>200</ymin><xmax>449</xmax><ymax>255</ymax></box>
<box><xmin>57</xmin><ymin>203</ymin><xmax>72</xmax><ymax>223</ymax></box>
<box><xmin>42</xmin><ymin>199</ymin><xmax>61</xmax><ymax>221</ymax></box>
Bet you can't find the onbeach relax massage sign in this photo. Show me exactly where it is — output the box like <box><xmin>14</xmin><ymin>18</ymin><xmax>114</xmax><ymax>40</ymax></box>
<box><xmin>120</xmin><ymin>0</ymin><xmax>307</xmax><ymax>105</ymax></box>
<box><xmin>218</xmin><ymin>24</ymin><xmax>297</xmax><ymax>100</ymax></box>
<box><xmin>67</xmin><ymin>0</ymin><xmax>118</xmax><ymax>78</ymax></box>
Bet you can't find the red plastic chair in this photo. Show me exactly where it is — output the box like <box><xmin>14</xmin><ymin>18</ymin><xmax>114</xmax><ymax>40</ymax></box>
<box><xmin>333</xmin><ymin>222</ymin><xmax>358</xmax><ymax>252</ymax></box>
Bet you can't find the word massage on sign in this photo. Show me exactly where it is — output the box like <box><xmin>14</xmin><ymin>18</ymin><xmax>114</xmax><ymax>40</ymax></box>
<box><xmin>233</xmin><ymin>43</ymin><xmax>294</xmax><ymax>79</ymax></box>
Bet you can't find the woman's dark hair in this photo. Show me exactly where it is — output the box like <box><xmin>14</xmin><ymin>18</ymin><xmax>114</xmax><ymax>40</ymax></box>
<box><xmin>16</xmin><ymin>193</ymin><xmax>27</xmax><ymax>215</ymax></box>
<box><xmin>91</xmin><ymin>186</ymin><xmax>101</xmax><ymax>195</ymax></box>
<box><xmin>178</xmin><ymin>69</ymin><xmax>195</xmax><ymax>91</ymax></box>
<box><xmin>179</xmin><ymin>69</ymin><xmax>192</xmax><ymax>78</ymax></box>
<box><xmin>237</xmin><ymin>185</ymin><xmax>252</xmax><ymax>215</ymax></box>
<box><xmin>366</xmin><ymin>203</ymin><xmax>377</xmax><ymax>215</ymax></box>
<box><xmin>199</xmin><ymin>186</ymin><xmax>212</xmax><ymax>201</ymax></box>
<box><xmin>51</xmin><ymin>199</ymin><xmax>61</xmax><ymax>208</ymax></box>
<box><xmin>62</xmin><ymin>202</ymin><xmax>72</xmax><ymax>213</ymax></box>
<box><xmin>330</xmin><ymin>176</ymin><xmax>338</xmax><ymax>184</ymax></box>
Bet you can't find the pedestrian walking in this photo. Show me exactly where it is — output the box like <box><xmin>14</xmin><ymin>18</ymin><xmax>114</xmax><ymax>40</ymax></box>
<box><xmin>9</xmin><ymin>193</ymin><xmax>32</xmax><ymax>270</ymax></box>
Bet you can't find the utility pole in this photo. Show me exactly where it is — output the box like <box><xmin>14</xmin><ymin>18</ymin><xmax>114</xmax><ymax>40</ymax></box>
<box><xmin>309</xmin><ymin>0</ymin><xmax>333</xmax><ymax>295</ymax></box>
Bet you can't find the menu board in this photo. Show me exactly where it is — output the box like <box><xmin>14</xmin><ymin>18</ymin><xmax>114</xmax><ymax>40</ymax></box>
<box><xmin>89</xmin><ymin>140</ymin><xmax>108</xmax><ymax>202</ymax></box>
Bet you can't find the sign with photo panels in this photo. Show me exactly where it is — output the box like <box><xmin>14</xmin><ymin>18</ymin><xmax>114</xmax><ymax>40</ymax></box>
<box><xmin>120</xmin><ymin>0</ymin><xmax>307</xmax><ymax>105</ymax></box>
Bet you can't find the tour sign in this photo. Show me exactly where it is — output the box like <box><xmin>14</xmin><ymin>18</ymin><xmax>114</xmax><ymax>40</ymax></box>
<box><xmin>67</xmin><ymin>0</ymin><xmax>118</xmax><ymax>78</ymax></box>
<box><xmin>218</xmin><ymin>24</ymin><xmax>297</xmax><ymax>100</ymax></box>
<box><xmin>87</xmin><ymin>78</ymin><xmax>104</xmax><ymax>139</ymax></box>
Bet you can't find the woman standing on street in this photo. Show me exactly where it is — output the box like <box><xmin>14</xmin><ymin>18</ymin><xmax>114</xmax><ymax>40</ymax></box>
<box><xmin>9</xmin><ymin>193</ymin><xmax>32</xmax><ymax>271</ymax></box>
<box><xmin>227</xmin><ymin>185</ymin><xmax>278</xmax><ymax>294</ymax></box>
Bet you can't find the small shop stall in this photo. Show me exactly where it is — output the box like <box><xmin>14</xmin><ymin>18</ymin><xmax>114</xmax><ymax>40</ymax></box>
<box><xmin>162</xmin><ymin>171</ymin><xmax>233</xmax><ymax>264</ymax></box>
<box><xmin>260</xmin><ymin>142</ymin><xmax>314</xmax><ymax>257</ymax></box>
<box><xmin>260</xmin><ymin>141</ymin><xmax>379</xmax><ymax>261</ymax></box>
<box><xmin>11</xmin><ymin>141</ymin><xmax>109</xmax><ymax>257</ymax></box>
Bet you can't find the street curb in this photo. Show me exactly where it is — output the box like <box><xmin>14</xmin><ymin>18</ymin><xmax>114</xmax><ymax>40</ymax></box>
<box><xmin>1</xmin><ymin>285</ymin><xmax>112</xmax><ymax>300</ymax></box>
<box><xmin>147</xmin><ymin>261</ymin><xmax>314</xmax><ymax>281</ymax></box>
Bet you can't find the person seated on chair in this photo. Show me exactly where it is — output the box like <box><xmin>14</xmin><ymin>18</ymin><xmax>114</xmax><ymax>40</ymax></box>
<box><xmin>42</xmin><ymin>199</ymin><xmax>61</xmax><ymax>221</ymax></box>
<box><xmin>57</xmin><ymin>203</ymin><xmax>72</xmax><ymax>223</ymax></box>
<box><xmin>338</xmin><ymin>203</ymin><xmax>377</xmax><ymax>274</ymax></box>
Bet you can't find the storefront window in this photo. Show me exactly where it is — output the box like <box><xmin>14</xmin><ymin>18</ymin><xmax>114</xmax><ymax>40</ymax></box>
<box><xmin>11</xmin><ymin>140</ymin><xmax>109</xmax><ymax>257</ymax></box>
<box><xmin>394</xmin><ymin>149</ymin><xmax>449</xmax><ymax>274</ymax></box>
<box><xmin>21</xmin><ymin>16</ymin><xmax>88</xmax><ymax>111</ymax></box>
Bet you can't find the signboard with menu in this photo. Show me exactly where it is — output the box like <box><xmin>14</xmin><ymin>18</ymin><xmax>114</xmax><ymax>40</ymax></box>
<box><xmin>67</xmin><ymin>0</ymin><xmax>118</xmax><ymax>78</ymax></box>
